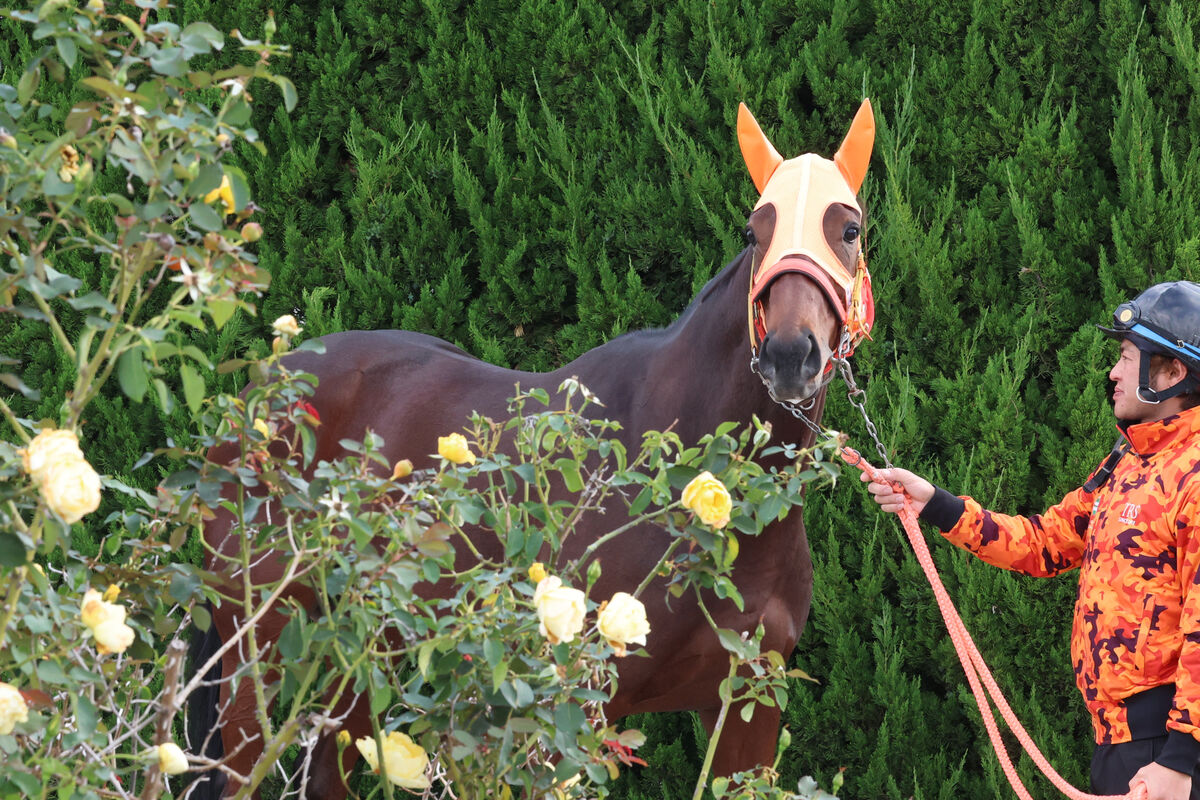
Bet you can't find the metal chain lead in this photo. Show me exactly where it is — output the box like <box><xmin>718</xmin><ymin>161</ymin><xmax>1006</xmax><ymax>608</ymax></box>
<box><xmin>750</xmin><ymin>330</ymin><xmax>893</xmax><ymax>469</ymax></box>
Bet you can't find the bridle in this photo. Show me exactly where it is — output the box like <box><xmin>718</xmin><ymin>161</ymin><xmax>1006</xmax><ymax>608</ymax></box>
<box><xmin>747</xmin><ymin>246</ymin><xmax>891</xmax><ymax>469</ymax></box>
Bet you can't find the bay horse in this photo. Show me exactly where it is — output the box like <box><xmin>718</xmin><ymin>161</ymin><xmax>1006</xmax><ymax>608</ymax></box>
<box><xmin>192</xmin><ymin>99</ymin><xmax>877</xmax><ymax>798</ymax></box>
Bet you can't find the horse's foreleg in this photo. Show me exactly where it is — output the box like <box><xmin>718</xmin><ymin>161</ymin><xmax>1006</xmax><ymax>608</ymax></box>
<box><xmin>698</xmin><ymin>702</ymin><xmax>782</xmax><ymax>779</ymax></box>
<box><xmin>217</xmin><ymin>656</ymin><xmax>269</xmax><ymax>799</ymax></box>
<box><xmin>301</xmin><ymin>690</ymin><xmax>372</xmax><ymax>800</ymax></box>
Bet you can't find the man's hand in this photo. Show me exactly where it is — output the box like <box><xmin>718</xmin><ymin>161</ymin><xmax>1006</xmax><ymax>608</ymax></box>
<box><xmin>1129</xmin><ymin>761</ymin><xmax>1191</xmax><ymax>800</ymax></box>
<box><xmin>860</xmin><ymin>467</ymin><xmax>936</xmax><ymax>516</ymax></box>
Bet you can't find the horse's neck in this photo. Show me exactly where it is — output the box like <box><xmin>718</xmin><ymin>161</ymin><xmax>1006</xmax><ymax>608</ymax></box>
<box><xmin>576</xmin><ymin>249</ymin><xmax>822</xmax><ymax>450</ymax></box>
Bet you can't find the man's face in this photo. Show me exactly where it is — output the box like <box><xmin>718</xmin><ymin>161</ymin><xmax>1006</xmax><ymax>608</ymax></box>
<box><xmin>1108</xmin><ymin>338</ymin><xmax>1183</xmax><ymax>423</ymax></box>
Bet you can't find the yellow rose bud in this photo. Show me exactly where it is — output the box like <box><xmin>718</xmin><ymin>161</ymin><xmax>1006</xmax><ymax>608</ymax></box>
<box><xmin>253</xmin><ymin>419</ymin><xmax>271</xmax><ymax>439</ymax></box>
<box><xmin>203</xmin><ymin>175</ymin><xmax>235</xmax><ymax>217</ymax></box>
<box><xmin>157</xmin><ymin>742</ymin><xmax>189</xmax><ymax>775</ymax></box>
<box><xmin>597</xmin><ymin>591</ymin><xmax>650</xmax><ymax>657</ymax></box>
<box><xmin>39</xmin><ymin>455</ymin><xmax>102</xmax><ymax>525</ymax></box>
<box><xmin>240</xmin><ymin>222</ymin><xmax>263</xmax><ymax>242</ymax></box>
<box><xmin>336</xmin><ymin>730</ymin><xmax>351</xmax><ymax>749</ymax></box>
<box><xmin>354</xmin><ymin>731</ymin><xmax>430</xmax><ymax>790</ymax></box>
<box><xmin>390</xmin><ymin>459</ymin><xmax>413</xmax><ymax>480</ymax></box>
<box><xmin>75</xmin><ymin>159</ymin><xmax>93</xmax><ymax>186</ymax></box>
<box><xmin>681</xmin><ymin>471</ymin><xmax>732</xmax><ymax>530</ymax></box>
<box><xmin>0</xmin><ymin>130</ymin><xmax>16</xmax><ymax>150</ymax></box>
<box><xmin>86</xmin><ymin>0</ymin><xmax>104</xmax><ymax>12</ymax></box>
<box><xmin>437</xmin><ymin>433</ymin><xmax>475</xmax><ymax>465</ymax></box>
<box><xmin>0</xmin><ymin>682</ymin><xmax>29</xmax><ymax>735</ymax></box>
<box><xmin>102</xmin><ymin>584</ymin><xmax>120</xmax><ymax>603</ymax></box>
<box><xmin>528</xmin><ymin>562</ymin><xmax>547</xmax><ymax>584</ymax></box>
<box><xmin>57</xmin><ymin>145</ymin><xmax>80</xmax><ymax>182</ymax></box>
<box><xmin>271</xmin><ymin>314</ymin><xmax>301</xmax><ymax>337</ymax></box>
<box><xmin>552</xmin><ymin>774</ymin><xmax>582</xmax><ymax>800</ymax></box>
<box><xmin>533</xmin><ymin>576</ymin><xmax>586</xmax><ymax>645</ymax></box>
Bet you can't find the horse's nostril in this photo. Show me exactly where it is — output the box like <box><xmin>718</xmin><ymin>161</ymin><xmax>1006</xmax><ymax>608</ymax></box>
<box><xmin>803</xmin><ymin>332</ymin><xmax>821</xmax><ymax>374</ymax></box>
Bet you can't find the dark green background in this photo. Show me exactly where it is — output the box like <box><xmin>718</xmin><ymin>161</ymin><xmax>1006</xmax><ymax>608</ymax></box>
<box><xmin>6</xmin><ymin>0</ymin><xmax>1200</xmax><ymax>796</ymax></box>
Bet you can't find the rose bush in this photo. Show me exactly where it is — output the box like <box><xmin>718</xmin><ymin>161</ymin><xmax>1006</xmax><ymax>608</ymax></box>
<box><xmin>0</xmin><ymin>4</ymin><xmax>844</xmax><ymax>799</ymax></box>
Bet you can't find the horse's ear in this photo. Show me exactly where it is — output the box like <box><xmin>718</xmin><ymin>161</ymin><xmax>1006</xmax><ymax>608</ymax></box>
<box><xmin>834</xmin><ymin>98</ymin><xmax>875</xmax><ymax>194</ymax></box>
<box><xmin>738</xmin><ymin>103</ymin><xmax>783</xmax><ymax>194</ymax></box>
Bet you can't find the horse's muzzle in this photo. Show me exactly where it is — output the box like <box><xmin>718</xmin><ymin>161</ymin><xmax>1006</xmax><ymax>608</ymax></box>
<box><xmin>757</xmin><ymin>328</ymin><xmax>826</xmax><ymax>402</ymax></box>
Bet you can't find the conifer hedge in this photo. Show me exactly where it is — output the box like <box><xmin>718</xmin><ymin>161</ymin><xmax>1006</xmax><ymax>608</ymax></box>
<box><xmin>5</xmin><ymin>0</ymin><xmax>1200</xmax><ymax>797</ymax></box>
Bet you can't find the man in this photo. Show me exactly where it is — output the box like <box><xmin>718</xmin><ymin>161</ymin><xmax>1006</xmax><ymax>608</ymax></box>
<box><xmin>864</xmin><ymin>281</ymin><xmax>1200</xmax><ymax>800</ymax></box>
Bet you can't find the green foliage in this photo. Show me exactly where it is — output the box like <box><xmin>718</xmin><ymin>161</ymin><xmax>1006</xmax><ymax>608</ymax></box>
<box><xmin>6</xmin><ymin>0</ymin><xmax>1200</xmax><ymax>798</ymax></box>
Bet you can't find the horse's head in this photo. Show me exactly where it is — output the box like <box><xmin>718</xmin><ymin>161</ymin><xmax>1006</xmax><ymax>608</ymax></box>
<box><xmin>739</xmin><ymin>101</ymin><xmax>876</xmax><ymax>404</ymax></box>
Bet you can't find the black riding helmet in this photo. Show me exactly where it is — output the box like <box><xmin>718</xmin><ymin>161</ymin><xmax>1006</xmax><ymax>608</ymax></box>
<box><xmin>1097</xmin><ymin>280</ymin><xmax>1200</xmax><ymax>403</ymax></box>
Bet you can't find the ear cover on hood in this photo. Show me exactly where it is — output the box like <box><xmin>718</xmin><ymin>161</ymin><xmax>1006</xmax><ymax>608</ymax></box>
<box><xmin>834</xmin><ymin>99</ymin><xmax>875</xmax><ymax>194</ymax></box>
<box><xmin>737</xmin><ymin>103</ymin><xmax>784</xmax><ymax>194</ymax></box>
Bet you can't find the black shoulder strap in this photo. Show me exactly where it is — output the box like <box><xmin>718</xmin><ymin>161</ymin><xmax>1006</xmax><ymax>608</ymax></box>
<box><xmin>1083</xmin><ymin>436</ymin><xmax>1131</xmax><ymax>493</ymax></box>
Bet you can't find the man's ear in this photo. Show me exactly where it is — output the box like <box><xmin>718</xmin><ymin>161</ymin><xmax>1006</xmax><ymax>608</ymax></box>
<box><xmin>1164</xmin><ymin>357</ymin><xmax>1191</xmax><ymax>389</ymax></box>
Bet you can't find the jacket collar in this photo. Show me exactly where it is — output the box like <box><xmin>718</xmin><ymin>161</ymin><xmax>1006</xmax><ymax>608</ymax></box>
<box><xmin>1120</xmin><ymin>403</ymin><xmax>1200</xmax><ymax>455</ymax></box>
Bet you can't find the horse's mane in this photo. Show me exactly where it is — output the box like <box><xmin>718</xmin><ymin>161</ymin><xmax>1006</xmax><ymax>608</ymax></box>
<box><xmin>599</xmin><ymin>247</ymin><xmax>750</xmax><ymax>347</ymax></box>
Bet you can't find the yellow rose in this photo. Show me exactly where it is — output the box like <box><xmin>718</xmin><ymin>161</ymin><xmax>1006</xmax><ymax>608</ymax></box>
<box><xmin>681</xmin><ymin>471</ymin><xmax>732</xmax><ymax>529</ymax></box>
<box><xmin>437</xmin><ymin>433</ymin><xmax>476</xmax><ymax>465</ymax></box>
<box><xmin>81</xmin><ymin>588</ymin><xmax>135</xmax><ymax>655</ymax></box>
<box><xmin>597</xmin><ymin>592</ymin><xmax>650</xmax><ymax>657</ymax></box>
<box><xmin>157</xmin><ymin>742</ymin><xmax>189</xmax><ymax>775</ymax></box>
<box><xmin>253</xmin><ymin>418</ymin><xmax>271</xmax><ymax>439</ymax></box>
<box><xmin>93</xmin><ymin>618</ymin><xmax>136</xmax><ymax>655</ymax></box>
<box><xmin>203</xmin><ymin>174</ymin><xmax>235</xmax><ymax>216</ymax></box>
<box><xmin>80</xmin><ymin>588</ymin><xmax>113</xmax><ymax>629</ymax></box>
<box><xmin>21</xmin><ymin>428</ymin><xmax>83</xmax><ymax>484</ymax></box>
<box><xmin>533</xmin><ymin>576</ymin><xmax>587</xmax><ymax>645</ymax></box>
<box><xmin>355</xmin><ymin>731</ymin><xmax>430</xmax><ymax>790</ymax></box>
<box><xmin>39</xmin><ymin>456</ymin><xmax>102</xmax><ymax>525</ymax></box>
<box><xmin>528</xmin><ymin>562</ymin><xmax>547</xmax><ymax>584</ymax></box>
<box><xmin>271</xmin><ymin>314</ymin><xmax>302</xmax><ymax>337</ymax></box>
<box><xmin>0</xmin><ymin>682</ymin><xmax>29</xmax><ymax>735</ymax></box>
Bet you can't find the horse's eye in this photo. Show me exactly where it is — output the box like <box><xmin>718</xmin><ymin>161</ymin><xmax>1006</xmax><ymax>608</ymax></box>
<box><xmin>843</xmin><ymin>224</ymin><xmax>860</xmax><ymax>243</ymax></box>
<box><xmin>744</xmin><ymin>227</ymin><xmax>757</xmax><ymax>247</ymax></box>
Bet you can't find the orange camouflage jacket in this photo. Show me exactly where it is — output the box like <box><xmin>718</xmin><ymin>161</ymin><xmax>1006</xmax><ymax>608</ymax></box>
<box><xmin>919</xmin><ymin>405</ymin><xmax>1200</xmax><ymax>767</ymax></box>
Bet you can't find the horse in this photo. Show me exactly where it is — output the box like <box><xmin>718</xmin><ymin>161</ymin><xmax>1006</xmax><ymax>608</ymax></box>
<box><xmin>191</xmin><ymin>98</ymin><xmax>877</xmax><ymax>798</ymax></box>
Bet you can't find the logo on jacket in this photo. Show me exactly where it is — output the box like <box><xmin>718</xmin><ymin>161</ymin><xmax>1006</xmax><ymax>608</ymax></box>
<box><xmin>1118</xmin><ymin>502</ymin><xmax>1141</xmax><ymax>526</ymax></box>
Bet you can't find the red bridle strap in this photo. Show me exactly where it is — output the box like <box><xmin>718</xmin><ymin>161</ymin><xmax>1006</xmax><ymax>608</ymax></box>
<box><xmin>748</xmin><ymin>252</ymin><xmax>875</xmax><ymax>365</ymax></box>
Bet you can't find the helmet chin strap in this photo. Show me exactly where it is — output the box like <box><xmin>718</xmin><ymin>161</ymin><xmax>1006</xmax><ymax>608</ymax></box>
<box><xmin>1135</xmin><ymin>350</ymin><xmax>1194</xmax><ymax>404</ymax></box>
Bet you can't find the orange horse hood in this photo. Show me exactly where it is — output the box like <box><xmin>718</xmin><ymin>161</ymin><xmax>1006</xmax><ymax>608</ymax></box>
<box><xmin>738</xmin><ymin>100</ymin><xmax>876</xmax><ymax>356</ymax></box>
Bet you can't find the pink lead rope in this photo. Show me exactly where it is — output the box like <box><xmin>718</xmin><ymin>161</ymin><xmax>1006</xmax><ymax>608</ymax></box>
<box><xmin>840</xmin><ymin>447</ymin><xmax>1149</xmax><ymax>800</ymax></box>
